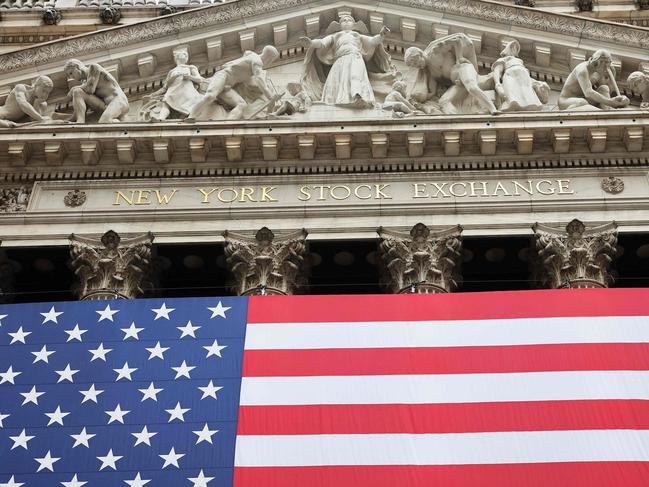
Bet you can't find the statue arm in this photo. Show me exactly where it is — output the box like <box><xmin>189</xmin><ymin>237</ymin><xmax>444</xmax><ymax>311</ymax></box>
<box><xmin>80</xmin><ymin>64</ymin><xmax>102</xmax><ymax>94</ymax></box>
<box><xmin>250</xmin><ymin>61</ymin><xmax>275</xmax><ymax>100</ymax></box>
<box><xmin>492</xmin><ymin>62</ymin><xmax>505</xmax><ymax>96</ymax></box>
<box><xmin>365</xmin><ymin>26</ymin><xmax>390</xmax><ymax>47</ymax></box>
<box><xmin>185</xmin><ymin>65</ymin><xmax>205</xmax><ymax>85</ymax></box>
<box><xmin>13</xmin><ymin>86</ymin><xmax>46</xmax><ymax>121</ymax></box>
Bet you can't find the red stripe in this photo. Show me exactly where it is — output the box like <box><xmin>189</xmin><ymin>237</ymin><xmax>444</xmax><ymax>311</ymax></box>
<box><xmin>242</xmin><ymin>343</ymin><xmax>649</xmax><ymax>377</ymax></box>
<box><xmin>248</xmin><ymin>288</ymin><xmax>649</xmax><ymax>323</ymax></box>
<box><xmin>237</xmin><ymin>400</ymin><xmax>649</xmax><ymax>435</ymax></box>
<box><xmin>234</xmin><ymin>462</ymin><xmax>649</xmax><ymax>487</ymax></box>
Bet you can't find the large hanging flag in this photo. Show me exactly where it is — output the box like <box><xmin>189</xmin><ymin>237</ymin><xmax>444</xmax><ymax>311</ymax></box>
<box><xmin>1</xmin><ymin>289</ymin><xmax>649</xmax><ymax>486</ymax></box>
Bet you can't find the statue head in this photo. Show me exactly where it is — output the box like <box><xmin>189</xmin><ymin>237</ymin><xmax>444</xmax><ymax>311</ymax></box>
<box><xmin>404</xmin><ymin>46</ymin><xmax>427</xmax><ymax>69</ymax></box>
<box><xmin>339</xmin><ymin>14</ymin><xmax>356</xmax><ymax>31</ymax></box>
<box><xmin>627</xmin><ymin>71</ymin><xmax>649</xmax><ymax>93</ymax></box>
<box><xmin>64</xmin><ymin>59</ymin><xmax>87</xmax><ymax>82</ymax></box>
<box><xmin>173</xmin><ymin>47</ymin><xmax>189</xmax><ymax>66</ymax></box>
<box><xmin>500</xmin><ymin>39</ymin><xmax>520</xmax><ymax>58</ymax></box>
<box><xmin>260</xmin><ymin>45</ymin><xmax>280</xmax><ymax>67</ymax></box>
<box><xmin>589</xmin><ymin>49</ymin><xmax>612</xmax><ymax>71</ymax></box>
<box><xmin>32</xmin><ymin>75</ymin><xmax>53</xmax><ymax>101</ymax></box>
<box><xmin>392</xmin><ymin>80</ymin><xmax>408</xmax><ymax>95</ymax></box>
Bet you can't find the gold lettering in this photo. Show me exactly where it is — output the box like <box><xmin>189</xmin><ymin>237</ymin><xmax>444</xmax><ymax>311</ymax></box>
<box><xmin>197</xmin><ymin>188</ymin><xmax>216</xmax><ymax>203</ymax></box>
<box><xmin>261</xmin><ymin>187</ymin><xmax>277</xmax><ymax>202</ymax></box>
<box><xmin>449</xmin><ymin>182</ymin><xmax>468</xmax><ymax>197</ymax></box>
<box><xmin>135</xmin><ymin>190</ymin><xmax>151</xmax><ymax>205</ymax></box>
<box><xmin>354</xmin><ymin>184</ymin><xmax>373</xmax><ymax>200</ymax></box>
<box><xmin>113</xmin><ymin>190</ymin><xmax>134</xmax><ymax>206</ymax></box>
<box><xmin>512</xmin><ymin>180</ymin><xmax>534</xmax><ymax>196</ymax></box>
<box><xmin>154</xmin><ymin>189</ymin><xmax>178</xmax><ymax>204</ymax></box>
<box><xmin>217</xmin><ymin>187</ymin><xmax>238</xmax><ymax>203</ymax></box>
<box><xmin>298</xmin><ymin>186</ymin><xmax>311</xmax><ymax>201</ymax></box>
<box><xmin>330</xmin><ymin>185</ymin><xmax>351</xmax><ymax>200</ymax></box>
<box><xmin>430</xmin><ymin>182</ymin><xmax>450</xmax><ymax>198</ymax></box>
<box><xmin>557</xmin><ymin>179</ymin><xmax>574</xmax><ymax>194</ymax></box>
<box><xmin>374</xmin><ymin>184</ymin><xmax>391</xmax><ymax>199</ymax></box>
<box><xmin>492</xmin><ymin>181</ymin><xmax>511</xmax><ymax>196</ymax></box>
<box><xmin>412</xmin><ymin>183</ymin><xmax>428</xmax><ymax>198</ymax></box>
<box><xmin>536</xmin><ymin>180</ymin><xmax>555</xmax><ymax>195</ymax></box>
<box><xmin>239</xmin><ymin>187</ymin><xmax>256</xmax><ymax>202</ymax></box>
<box><xmin>469</xmin><ymin>181</ymin><xmax>488</xmax><ymax>197</ymax></box>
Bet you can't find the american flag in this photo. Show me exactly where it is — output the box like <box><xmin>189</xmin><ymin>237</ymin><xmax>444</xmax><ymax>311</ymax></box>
<box><xmin>3</xmin><ymin>289</ymin><xmax>649</xmax><ymax>486</ymax></box>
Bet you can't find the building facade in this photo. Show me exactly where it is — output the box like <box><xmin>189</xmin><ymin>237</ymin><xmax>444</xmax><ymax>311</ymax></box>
<box><xmin>0</xmin><ymin>0</ymin><xmax>648</xmax><ymax>301</ymax></box>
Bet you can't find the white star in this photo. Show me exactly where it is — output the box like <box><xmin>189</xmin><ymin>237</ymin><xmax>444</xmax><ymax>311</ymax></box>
<box><xmin>114</xmin><ymin>362</ymin><xmax>137</xmax><ymax>381</ymax></box>
<box><xmin>177</xmin><ymin>320</ymin><xmax>201</xmax><ymax>339</ymax></box>
<box><xmin>61</xmin><ymin>474</ymin><xmax>87</xmax><ymax>487</ymax></box>
<box><xmin>159</xmin><ymin>446</ymin><xmax>185</xmax><ymax>468</ymax></box>
<box><xmin>198</xmin><ymin>380</ymin><xmax>223</xmax><ymax>400</ymax></box>
<box><xmin>45</xmin><ymin>405</ymin><xmax>70</xmax><ymax>426</ymax></box>
<box><xmin>8</xmin><ymin>326</ymin><xmax>31</xmax><ymax>344</ymax></box>
<box><xmin>171</xmin><ymin>360</ymin><xmax>195</xmax><ymax>380</ymax></box>
<box><xmin>0</xmin><ymin>412</ymin><xmax>9</xmax><ymax>427</ymax></box>
<box><xmin>55</xmin><ymin>363</ymin><xmax>79</xmax><ymax>383</ymax></box>
<box><xmin>9</xmin><ymin>429</ymin><xmax>34</xmax><ymax>450</ymax></box>
<box><xmin>0</xmin><ymin>476</ymin><xmax>24</xmax><ymax>487</ymax></box>
<box><xmin>151</xmin><ymin>302</ymin><xmax>174</xmax><ymax>320</ymax></box>
<box><xmin>0</xmin><ymin>314</ymin><xmax>6</xmax><ymax>326</ymax></box>
<box><xmin>97</xmin><ymin>449</ymin><xmax>122</xmax><ymax>470</ymax></box>
<box><xmin>41</xmin><ymin>306</ymin><xmax>63</xmax><ymax>324</ymax></box>
<box><xmin>145</xmin><ymin>341</ymin><xmax>169</xmax><ymax>360</ymax></box>
<box><xmin>31</xmin><ymin>345</ymin><xmax>55</xmax><ymax>364</ymax></box>
<box><xmin>188</xmin><ymin>470</ymin><xmax>215</xmax><ymax>487</ymax></box>
<box><xmin>207</xmin><ymin>301</ymin><xmax>230</xmax><ymax>319</ymax></box>
<box><xmin>131</xmin><ymin>425</ymin><xmax>157</xmax><ymax>446</ymax></box>
<box><xmin>203</xmin><ymin>339</ymin><xmax>227</xmax><ymax>358</ymax></box>
<box><xmin>0</xmin><ymin>366</ymin><xmax>21</xmax><ymax>384</ymax></box>
<box><xmin>20</xmin><ymin>386</ymin><xmax>45</xmax><ymax>405</ymax></box>
<box><xmin>79</xmin><ymin>383</ymin><xmax>104</xmax><ymax>404</ymax></box>
<box><xmin>138</xmin><ymin>382</ymin><xmax>163</xmax><ymax>402</ymax></box>
<box><xmin>96</xmin><ymin>304</ymin><xmax>119</xmax><ymax>322</ymax></box>
<box><xmin>193</xmin><ymin>423</ymin><xmax>219</xmax><ymax>445</ymax></box>
<box><xmin>105</xmin><ymin>404</ymin><xmax>130</xmax><ymax>424</ymax></box>
<box><xmin>88</xmin><ymin>343</ymin><xmax>112</xmax><ymax>362</ymax></box>
<box><xmin>64</xmin><ymin>324</ymin><xmax>87</xmax><ymax>342</ymax></box>
<box><xmin>165</xmin><ymin>401</ymin><xmax>190</xmax><ymax>422</ymax></box>
<box><xmin>70</xmin><ymin>427</ymin><xmax>96</xmax><ymax>448</ymax></box>
<box><xmin>124</xmin><ymin>472</ymin><xmax>151</xmax><ymax>487</ymax></box>
<box><xmin>35</xmin><ymin>450</ymin><xmax>61</xmax><ymax>472</ymax></box>
<box><xmin>121</xmin><ymin>322</ymin><xmax>144</xmax><ymax>340</ymax></box>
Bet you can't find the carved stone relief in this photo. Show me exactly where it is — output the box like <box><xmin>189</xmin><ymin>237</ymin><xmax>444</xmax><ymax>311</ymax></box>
<box><xmin>532</xmin><ymin>219</ymin><xmax>618</xmax><ymax>289</ymax></box>
<box><xmin>223</xmin><ymin>227</ymin><xmax>308</xmax><ymax>295</ymax></box>
<box><xmin>64</xmin><ymin>189</ymin><xmax>87</xmax><ymax>207</ymax></box>
<box><xmin>627</xmin><ymin>71</ymin><xmax>649</xmax><ymax>109</ymax></box>
<box><xmin>601</xmin><ymin>176</ymin><xmax>624</xmax><ymax>194</ymax></box>
<box><xmin>0</xmin><ymin>186</ymin><xmax>31</xmax><ymax>212</ymax></box>
<box><xmin>0</xmin><ymin>76</ymin><xmax>53</xmax><ymax>128</ymax></box>
<box><xmin>378</xmin><ymin>223</ymin><xmax>463</xmax><ymax>294</ymax></box>
<box><xmin>69</xmin><ymin>230</ymin><xmax>154</xmax><ymax>300</ymax></box>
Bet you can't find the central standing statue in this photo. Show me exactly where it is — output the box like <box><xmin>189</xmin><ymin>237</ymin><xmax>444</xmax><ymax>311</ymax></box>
<box><xmin>300</xmin><ymin>14</ymin><xmax>394</xmax><ymax>108</ymax></box>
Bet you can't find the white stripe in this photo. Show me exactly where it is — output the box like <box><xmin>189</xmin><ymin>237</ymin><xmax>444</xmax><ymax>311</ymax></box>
<box><xmin>245</xmin><ymin>315</ymin><xmax>649</xmax><ymax>350</ymax></box>
<box><xmin>240</xmin><ymin>370</ymin><xmax>649</xmax><ymax>405</ymax></box>
<box><xmin>234</xmin><ymin>430</ymin><xmax>649</xmax><ymax>466</ymax></box>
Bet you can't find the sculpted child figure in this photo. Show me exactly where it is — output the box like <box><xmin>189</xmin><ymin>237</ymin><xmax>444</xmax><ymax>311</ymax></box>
<box><xmin>558</xmin><ymin>50</ymin><xmax>629</xmax><ymax>111</ymax></box>
<box><xmin>382</xmin><ymin>80</ymin><xmax>422</xmax><ymax>117</ymax></box>
<box><xmin>0</xmin><ymin>75</ymin><xmax>53</xmax><ymax>128</ymax></box>
<box><xmin>627</xmin><ymin>71</ymin><xmax>649</xmax><ymax>109</ymax></box>
<box><xmin>64</xmin><ymin>59</ymin><xmax>130</xmax><ymax>123</ymax></box>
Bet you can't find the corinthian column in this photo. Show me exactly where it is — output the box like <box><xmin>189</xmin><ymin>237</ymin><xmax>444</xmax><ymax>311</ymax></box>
<box><xmin>224</xmin><ymin>227</ymin><xmax>308</xmax><ymax>296</ymax></box>
<box><xmin>378</xmin><ymin>223</ymin><xmax>463</xmax><ymax>294</ymax></box>
<box><xmin>69</xmin><ymin>230</ymin><xmax>154</xmax><ymax>300</ymax></box>
<box><xmin>532</xmin><ymin>219</ymin><xmax>617</xmax><ymax>289</ymax></box>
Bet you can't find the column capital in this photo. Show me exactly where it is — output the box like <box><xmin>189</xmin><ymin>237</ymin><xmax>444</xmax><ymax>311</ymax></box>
<box><xmin>378</xmin><ymin>223</ymin><xmax>463</xmax><ymax>294</ymax></box>
<box><xmin>69</xmin><ymin>230</ymin><xmax>154</xmax><ymax>300</ymax></box>
<box><xmin>223</xmin><ymin>227</ymin><xmax>308</xmax><ymax>296</ymax></box>
<box><xmin>532</xmin><ymin>219</ymin><xmax>617</xmax><ymax>289</ymax></box>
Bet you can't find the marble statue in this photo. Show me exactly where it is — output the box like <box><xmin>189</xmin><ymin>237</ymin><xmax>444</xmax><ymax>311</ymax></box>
<box><xmin>188</xmin><ymin>45</ymin><xmax>280</xmax><ymax>121</ymax></box>
<box><xmin>140</xmin><ymin>47</ymin><xmax>205</xmax><ymax>121</ymax></box>
<box><xmin>269</xmin><ymin>82</ymin><xmax>312</xmax><ymax>117</ymax></box>
<box><xmin>0</xmin><ymin>75</ymin><xmax>53</xmax><ymax>128</ymax></box>
<box><xmin>300</xmin><ymin>14</ymin><xmax>394</xmax><ymax>108</ymax></box>
<box><xmin>558</xmin><ymin>49</ymin><xmax>629</xmax><ymax>111</ymax></box>
<box><xmin>627</xmin><ymin>71</ymin><xmax>649</xmax><ymax>109</ymax></box>
<box><xmin>64</xmin><ymin>59</ymin><xmax>130</xmax><ymax>123</ymax></box>
<box><xmin>492</xmin><ymin>40</ymin><xmax>550</xmax><ymax>112</ymax></box>
<box><xmin>404</xmin><ymin>33</ymin><xmax>498</xmax><ymax>115</ymax></box>
<box><xmin>382</xmin><ymin>80</ymin><xmax>423</xmax><ymax>117</ymax></box>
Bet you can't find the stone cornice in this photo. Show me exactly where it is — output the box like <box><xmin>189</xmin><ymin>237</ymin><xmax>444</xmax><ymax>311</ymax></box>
<box><xmin>1</xmin><ymin>0</ymin><xmax>649</xmax><ymax>75</ymax></box>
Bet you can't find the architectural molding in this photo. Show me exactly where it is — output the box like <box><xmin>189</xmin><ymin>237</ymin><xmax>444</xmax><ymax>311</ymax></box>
<box><xmin>68</xmin><ymin>229</ymin><xmax>154</xmax><ymax>300</ymax></box>
<box><xmin>532</xmin><ymin>219</ymin><xmax>618</xmax><ymax>288</ymax></box>
<box><xmin>378</xmin><ymin>223</ymin><xmax>463</xmax><ymax>294</ymax></box>
<box><xmin>223</xmin><ymin>227</ymin><xmax>308</xmax><ymax>295</ymax></box>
